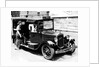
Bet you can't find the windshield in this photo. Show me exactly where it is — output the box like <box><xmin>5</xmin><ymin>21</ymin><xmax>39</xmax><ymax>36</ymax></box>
<box><xmin>43</xmin><ymin>20</ymin><xmax>53</xmax><ymax>29</ymax></box>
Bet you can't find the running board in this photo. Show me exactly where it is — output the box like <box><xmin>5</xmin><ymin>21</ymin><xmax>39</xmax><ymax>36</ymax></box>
<box><xmin>26</xmin><ymin>41</ymin><xmax>38</xmax><ymax>45</ymax></box>
<box><xmin>28</xmin><ymin>42</ymin><xmax>38</xmax><ymax>45</ymax></box>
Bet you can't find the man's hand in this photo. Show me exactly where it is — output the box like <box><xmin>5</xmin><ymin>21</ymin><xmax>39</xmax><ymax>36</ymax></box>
<box><xmin>17</xmin><ymin>31</ymin><xmax>22</xmax><ymax>38</ymax></box>
<box><xmin>19</xmin><ymin>34</ymin><xmax>22</xmax><ymax>38</ymax></box>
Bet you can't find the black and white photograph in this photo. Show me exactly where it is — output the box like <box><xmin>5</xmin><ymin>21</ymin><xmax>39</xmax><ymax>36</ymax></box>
<box><xmin>11</xmin><ymin>10</ymin><xmax>78</xmax><ymax>62</ymax></box>
<box><xmin>0</xmin><ymin>8</ymin><xmax>90</xmax><ymax>67</ymax></box>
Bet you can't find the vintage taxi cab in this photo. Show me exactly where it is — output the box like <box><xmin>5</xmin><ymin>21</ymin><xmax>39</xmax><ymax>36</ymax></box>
<box><xmin>12</xmin><ymin>17</ymin><xmax>77</xmax><ymax>60</ymax></box>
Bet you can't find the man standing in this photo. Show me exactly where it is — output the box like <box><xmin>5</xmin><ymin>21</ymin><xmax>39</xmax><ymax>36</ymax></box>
<box><xmin>16</xmin><ymin>21</ymin><xmax>23</xmax><ymax>38</ymax></box>
<box><xmin>16</xmin><ymin>21</ymin><xmax>26</xmax><ymax>38</ymax></box>
<box><xmin>15</xmin><ymin>21</ymin><xmax>25</xmax><ymax>49</ymax></box>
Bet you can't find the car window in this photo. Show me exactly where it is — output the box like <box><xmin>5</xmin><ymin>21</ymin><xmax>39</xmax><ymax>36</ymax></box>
<box><xmin>43</xmin><ymin>20</ymin><xmax>53</xmax><ymax>29</ymax></box>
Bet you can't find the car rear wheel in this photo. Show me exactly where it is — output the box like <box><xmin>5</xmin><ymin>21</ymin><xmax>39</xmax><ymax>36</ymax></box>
<box><xmin>41</xmin><ymin>44</ymin><xmax>55</xmax><ymax>60</ymax></box>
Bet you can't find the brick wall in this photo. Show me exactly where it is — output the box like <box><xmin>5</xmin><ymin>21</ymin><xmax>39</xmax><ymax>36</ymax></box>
<box><xmin>54</xmin><ymin>17</ymin><xmax>78</xmax><ymax>32</ymax></box>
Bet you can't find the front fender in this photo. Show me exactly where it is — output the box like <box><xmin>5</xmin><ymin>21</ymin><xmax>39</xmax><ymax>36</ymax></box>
<box><xmin>39</xmin><ymin>41</ymin><xmax>55</xmax><ymax>50</ymax></box>
<box><xmin>47</xmin><ymin>41</ymin><xmax>55</xmax><ymax>47</ymax></box>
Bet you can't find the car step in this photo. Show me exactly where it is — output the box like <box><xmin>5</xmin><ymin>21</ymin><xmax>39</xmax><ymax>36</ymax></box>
<box><xmin>26</xmin><ymin>41</ymin><xmax>31</xmax><ymax>43</ymax></box>
<box><xmin>28</xmin><ymin>42</ymin><xmax>38</xmax><ymax>45</ymax></box>
<box><xmin>26</xmin><ymin>41</ymin><xmax>38</xmax><ymax>45</ymax></box>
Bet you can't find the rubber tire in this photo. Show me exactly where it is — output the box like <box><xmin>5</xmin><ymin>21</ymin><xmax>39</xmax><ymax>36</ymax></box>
<box><xmin>15</xmin><ymin>39</ymin><xmax>22</xmax><ymax>49</ymax></box>
<box><xmin>69</xmin><ymin>43</ymin><xmax>76</xmax><ymax>53</ymax></box>
<box><xmin>71</xmin><ymin>48</ymin><xmax>76</xmax><ymax>53</ymax></box>
<box><xmin>41</xmin><ymin>44</ymin><xmax>55</xmax><ymax>60</ymax></box>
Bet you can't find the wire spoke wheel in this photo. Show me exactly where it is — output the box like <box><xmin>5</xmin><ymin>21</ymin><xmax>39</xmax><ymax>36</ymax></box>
<box><xmin>41</xmin><ymin>44</ymin><xmax>55</xmax><ymax>60</ymax></box>
<box><xmin>69</xmin><ymin>43</ymin><xmax>76</xmax><ymax>53</ymax></box>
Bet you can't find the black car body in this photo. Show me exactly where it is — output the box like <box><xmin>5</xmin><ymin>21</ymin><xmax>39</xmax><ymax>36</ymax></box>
<box><xmin>12</xmin><ymin>17</ymin><xmax>77</xmax><ymax>60</ymax></box>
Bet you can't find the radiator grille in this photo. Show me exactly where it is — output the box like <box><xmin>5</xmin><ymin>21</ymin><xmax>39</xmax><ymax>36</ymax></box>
<box><xmin>57</xmin><ymin>34</ymin><xmax>64</xmax><ymax>48</ymax></box>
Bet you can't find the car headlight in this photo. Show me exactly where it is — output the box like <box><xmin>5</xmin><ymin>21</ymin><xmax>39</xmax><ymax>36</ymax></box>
<box><xmin>65</xmin><ymin>35</ymin><xmax>71</xmax><ymax>40</ymax></box>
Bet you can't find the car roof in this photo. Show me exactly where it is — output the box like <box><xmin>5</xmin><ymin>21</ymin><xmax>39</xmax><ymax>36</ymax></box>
<box><xmin>11</xmin><ymin>17</ymin><xmax>53</xmax><ymax>21</ymax></box>
<box><xmin>11</xmin><ymin>17</ymin><xmax>53</xmax><ymax>24</ymax></box>
<box><xmin>11</xmin><ymin>17</ymin><xmax>39</xmax><ymax>20</ymax></box>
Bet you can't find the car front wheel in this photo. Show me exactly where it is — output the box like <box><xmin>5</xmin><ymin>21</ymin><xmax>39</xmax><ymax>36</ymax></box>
<box><xmin>41</xmin><ymin>44</ymin><xmax>55</xmax><ymax>60</ymax></box>
<box><xmin>69</xmin><ymin>43</ymin><xmax>76</xmax><ymax>53</ymax></box>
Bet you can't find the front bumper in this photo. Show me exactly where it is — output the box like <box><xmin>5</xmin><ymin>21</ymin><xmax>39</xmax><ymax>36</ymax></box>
<box><xmin>55</xmin><ymin>45</ymin><xmax>77</xmax><ymax>54</ymax></box>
